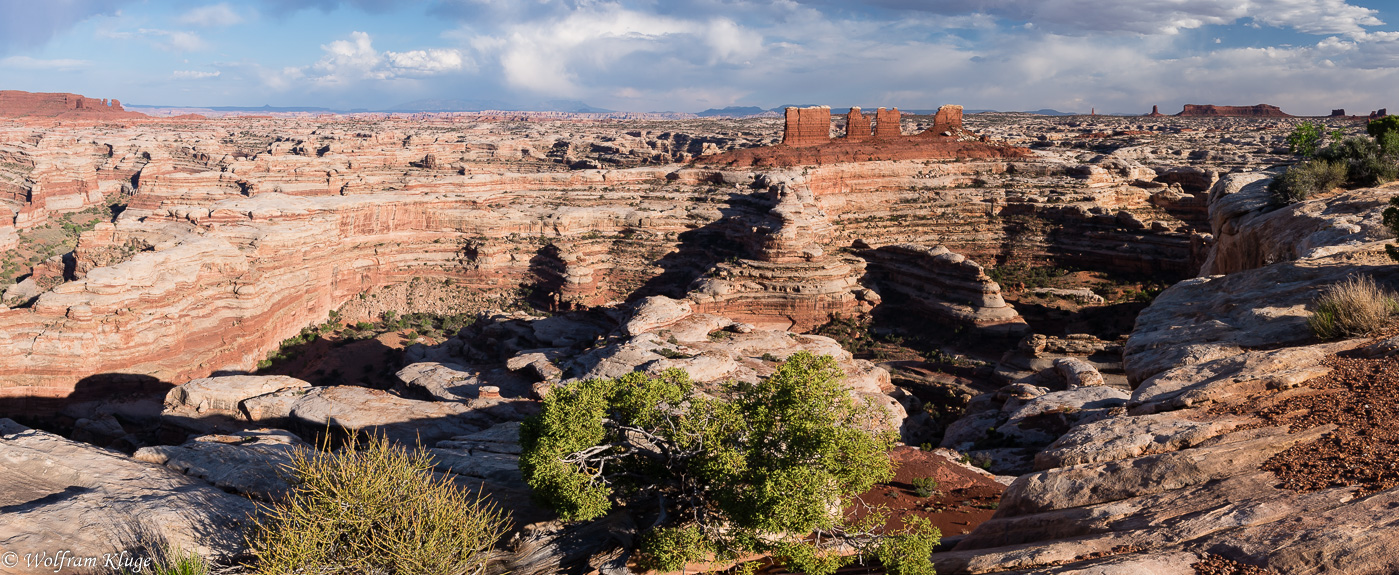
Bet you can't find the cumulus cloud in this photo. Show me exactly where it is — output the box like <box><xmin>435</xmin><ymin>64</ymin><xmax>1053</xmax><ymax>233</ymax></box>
<box><xmin>177</xmin><ymin>4</ymin><xmax>245</xmax><ymax>27</ymax></box>
<box><xmin>294</xmin><ymin>31</ymin><xmax>469</xmax><ymax>87</ymax></box>
<box><xmin>470</xmin><ymin>5</ymin><xmax>765</xmax><ymax>96</ymax></box>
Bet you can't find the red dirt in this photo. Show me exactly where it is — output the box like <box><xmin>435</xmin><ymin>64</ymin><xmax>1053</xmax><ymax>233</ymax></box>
<box><xmin>1253</xmin><ymin>353</ymin><xmax>1399</xmax><ymax>495</ymax></box>
<box><xmin>849</xmin><ymin>446</ymin><xmax>1006</xmax><ymax>537</ymax></box>
<box><xmin>1193</xmin><ymin>553</ymin><xmax>1278</xmax><ymax>574</ymax></box>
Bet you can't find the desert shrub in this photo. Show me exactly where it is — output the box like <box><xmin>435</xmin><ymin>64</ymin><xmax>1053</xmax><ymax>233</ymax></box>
<box><xmin>1368</xmin><ymin>116</ymin><xmax>1399</xmax><ymax>143</ymax></box>
<box><xmin>1318</xmin><ymin>136</ymin><xmax>1399</xmax><ymax>187</ymax></box>
<box><xmin>911</xmin><ymin>476</ymin><xmax>940</xmax><ymax>498</ymax></box>
<box><xmin>519</xmin><ymin>352</ymin><xmax>936</xmax><ymax>575</ymax></box>
<box><xmin>1285</xmin><ymin>120</ymin><xmax>1336</xmax><ymax>158</ymax></box>
<box><xmin>1267</xmin><ymin>159</ymin><xmax>1347</xmax><ymax>204</ymax></box>
<box><xmin>247</xmin><ymin>434</ymin><xmax>511</xmax><ymax>575</ymax></box>
<box><xmin>1384</xmin><ymin>197</ymin><xmax>1399</xmax><ymax>262</ymax></box>
<box><xmin>1308</xmin><ymin>275</ymin><xmax>1399</xmax><ymax>340</ymax></box>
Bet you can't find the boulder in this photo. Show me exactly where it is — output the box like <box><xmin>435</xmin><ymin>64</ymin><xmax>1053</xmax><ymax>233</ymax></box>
<box><xmin>287</xmin><ymin>386</ymin><xmax>495</xmax><ymax>445</ymax></box>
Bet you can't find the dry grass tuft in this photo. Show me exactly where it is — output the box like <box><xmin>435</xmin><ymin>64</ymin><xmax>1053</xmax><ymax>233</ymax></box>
<box><xmin>1309</xmin><ymin>275</ymin><xmax>1399</xmax><ymax>340</ymax></box>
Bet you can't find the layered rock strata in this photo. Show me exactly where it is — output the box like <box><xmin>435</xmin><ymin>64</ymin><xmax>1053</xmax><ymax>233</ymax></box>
<box><xmin>860</xmin><ymin>243</ymin><xmax>1027</xmax><ymax>336</ymax></box>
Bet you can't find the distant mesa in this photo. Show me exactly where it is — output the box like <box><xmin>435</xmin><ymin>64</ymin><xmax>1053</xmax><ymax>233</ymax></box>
<box><xmin>0</xmin><ymin>90</ymin><xmax>146</xmax><ymax>120</ymax></box>
<box><xmin>1173</xmin><ymin>104</ymin><xmax>1290</xmax><ymax>118</ymax></box>
<box><xmin>1147</xmin><ymin>105</ymin><xmax>1165</xmax><ymax>117</ymax></box>
<box><xmin>701</xmin><ymin>104</ymin><xmax>1032</xmax><ymax>167</ymax></box>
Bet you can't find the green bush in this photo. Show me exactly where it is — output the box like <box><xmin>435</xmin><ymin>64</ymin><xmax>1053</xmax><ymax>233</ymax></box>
<box><xmin>519</xmin><ymin>352</ymin><xmax>935</xmax><ymax>575</ymax></box>
<box><xmin>1285</xmin><ymin>120</ymin><xmax>1337</xmax><ymax>158</ymax></box>
<box><xmin>1318</xmin><ymin>136</ymin><xmax>1399</xmax><ymax>187</ymax></box>
<box><xmin>1267</xmin><ymin>159</ymin><xmax>1347</xmax><ymax>204</ymax></box>
<box><xmin>911</xmin><ymin>477</ymin><xmax>940</xmax><ymax>498</ymax></box>
<box><xmin>876</xmin><ymin>516</ymin><xmax>942</xmax><ymax>575</ymax></box>
<box><xmin>247</xmin><ymin>434</ymin><xmax>511</xmax><ymax>575</ymax></box>
<box><xmin>1308</xmin><ymin>275</ymin><xmax>1399</xmax><ymax>340</ymax></box>
<box><xmin>1368</xmin><ymin>116</ymin><xmax>1399</xmax><ymax>143</ymax></box>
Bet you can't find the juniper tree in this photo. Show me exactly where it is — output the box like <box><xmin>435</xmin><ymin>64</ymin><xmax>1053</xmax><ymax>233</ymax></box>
<box><xmin>519</xmin><ymin>351</ymin><xmax>939</xmax><ymax>575</ymax></box>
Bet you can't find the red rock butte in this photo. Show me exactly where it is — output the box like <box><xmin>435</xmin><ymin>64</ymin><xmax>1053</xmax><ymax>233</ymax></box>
<box><xmin>0</xmin><ymin>90</ymin><xmax>146</xmax><ymax>120</ymax></box>
<box><xmin>1175</xmin><ymin>104</ymin><xmax>1290</xmax><ymax>118</ymax></box>
<box><xmin>703</xmin><ymin>104</ymin><xmax>1031</xmax><ymax>167</ymax></box>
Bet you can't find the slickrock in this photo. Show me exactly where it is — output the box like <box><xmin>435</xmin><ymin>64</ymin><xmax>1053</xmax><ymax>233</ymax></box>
<box><xmin>0</xmin><ymin>419</ymin><xmax>251</xmax><ymax>568</ymax></box>
<box><xmin>286</xmin><ymin>386</ymin><xmax>501</xmax><ymax>444</ymax></box>
<box><xmin>133</xmin><ymin>429</ymin><xmax>307</xmax><ymax>500</ymax></box>
<box><xmin>163</xmin><ymin>374</ymin><xmax>312</xmax><ymax>419</ymax></box>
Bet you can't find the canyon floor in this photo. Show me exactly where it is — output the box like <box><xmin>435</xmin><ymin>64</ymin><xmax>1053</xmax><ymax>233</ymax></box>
<box><xmin>1</xmin><ymin>108</ymin><xmax>1396</xmax><ymax>574</ymax></box>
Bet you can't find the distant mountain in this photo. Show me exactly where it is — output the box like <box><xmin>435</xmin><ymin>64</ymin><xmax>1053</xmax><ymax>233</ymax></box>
<box><xmin>383</xmin><ymin>99</ymin><xmax>512</xmax><ymax>112</ymax></box>
<box><xmin>697</xmin><ymin>106</ymin><xmax>770</xmax><ymax>117</ymax></box>
<box><xmin>384</xmin><ymin>99</ymin><xmax>612</xmax><ymax>113</ymax></box>
<box><xmin>125</xmin><ymin>103</ymin><xmax>341</xmax><ymax>113</ymax></box>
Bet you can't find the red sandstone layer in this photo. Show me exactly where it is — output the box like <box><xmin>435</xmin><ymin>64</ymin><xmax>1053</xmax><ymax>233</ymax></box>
<box><xmin>0</xmin><ymin>91</ymin><xmax>146</xmax><ymax>120</ymax></box>
<box><xmin>1176</xmin><ymin>104</ymin><xmax>1289</xmax><ymax>118</ymax></box>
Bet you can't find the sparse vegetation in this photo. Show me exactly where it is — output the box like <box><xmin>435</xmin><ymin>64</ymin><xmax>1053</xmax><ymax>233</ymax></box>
<box><xmin>911</xmin><ymin>476</ymin><xmax>940</xmax><ymax>498</ymax></box>
<box><xmin>1268</xmin><ymin>159</ymin><xmax>1347</xmax><ymax>205</ymax></box>
<box><xmin>519</xmin><ymin>352</ymin><xmax>938</xmax><ymax>575</ymax></box>
<box><xmin>1308</xmin><ymin>275</ymin><xmax>1399</xmax><ymax>340</ymax></box>
<box><xmin>247</xmin><ymin>434</ymin><xmax>511</xmax><ymax>575</ymax></box>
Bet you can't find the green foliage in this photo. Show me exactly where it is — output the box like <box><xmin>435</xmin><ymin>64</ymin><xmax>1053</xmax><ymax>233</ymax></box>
<box><xmin>1368</xmin><ymin>116</ymin><xmax>1399</xmax><ymax>149</ymax></box>
<box><xmin>1384</xmin><ymin>197</ymin><xmax>1399</xmax><ymax>262</ymax></box>
<box><xmin>1308</xmin><ymin>275</ymin><xmax>1399</xmax><ymax>341</ymax></box>
<box><xmin>911</xmin><ymin>477</ymin><xmax>940</xmax><ymax>498</ymax></box>
<box><xmin>247</xmin><ymin>434</ymin><xmax>511</xmax><ymax>575</ymax></box>
<box><xmin>1267</xmin><ymin>159</ymin><xmax>1347</xmax><ymax>205</ymax></box>
<box><xmin>1318</xmin><ymin>136</ymin><xmax>1399</xmax><ymax>187</ymax></box>
<box><xmin>876</xmin><ymin>516</ymin><xmax>941</xmax><ymax>575</ymax></box>
<box><xmin>1285</xmin><ymin>121</ymin><xmax>1337</xmax><ymax>158</ymax></box>
<box><xmin>520</xmin><ymin>352</ymin><xmax>921</xmax><ymax>575</ymax></box>
<box><xmin>147</xmin><ymin>547</ymin><xmax>210</xmax><ymax>575</ymax></box>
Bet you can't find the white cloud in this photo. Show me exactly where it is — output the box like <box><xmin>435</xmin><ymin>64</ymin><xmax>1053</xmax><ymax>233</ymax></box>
<box><xmin>172</xmin><ymin>70</ymin><xmax>220</xmax><ymax>79</ymax></box>
<box><xmin>0</xmin><ymin>56</ymin><xmax>92</xmax><ymax>70</ymax></box>
<box><xmin>177</xmin><ymin>4</ymin><xmax>245</xmax><ymax>27</ymax></box>
<box><xmin>271</xmin><ymin>31</ymin><xmax>470</xmax><ymax>89</ymax></box>
<box><xmin>470</xmin><ymin>5</ymin><xmax>767</xmax><ymax>96</ymax></box>
<box><xmin>384</xmin><ymin>49</ymin><xmax>466</xmax><ymax>75</ymax></box>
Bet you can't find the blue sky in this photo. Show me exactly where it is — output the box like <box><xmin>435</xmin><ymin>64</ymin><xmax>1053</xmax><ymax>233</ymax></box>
<box><xmin>2</xmin><ymin>0</ymin><xmax>1398</xmax><ymax>114</ymax></box>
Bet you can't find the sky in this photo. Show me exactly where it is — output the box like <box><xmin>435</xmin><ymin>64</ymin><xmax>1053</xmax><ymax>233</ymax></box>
<box><xmin>1</xmin><ymin>0</ymin><xmax>1399</xmax><ymax>114</ymax></box>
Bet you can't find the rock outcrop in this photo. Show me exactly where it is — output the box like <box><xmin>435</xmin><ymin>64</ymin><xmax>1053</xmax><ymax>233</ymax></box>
<box><xmin>0</xmin><ymin>419</ymin><xmax>252</xmax><ymax>569</ymax></box>
<box><xmin>1176</xmin><ymin>104</ymin><xmax>1290</xmax><ymax>117</ymax></box>
<box><xmin>0</xmin><ymin>90</ymin><xmax>146</xmax><ymax>120</ymax></box>
<box><xmin>860</xmin><ymin>243</ymin><xmax>1027</xmax><ymax>336</ymax></box>
<box><xmin>782</xmin><ymin>106</ymin><xmax>831</xmax><ymax>146</ymax></box>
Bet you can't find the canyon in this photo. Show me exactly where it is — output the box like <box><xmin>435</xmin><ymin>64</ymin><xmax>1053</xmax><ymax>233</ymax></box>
<box><xmin>2</xmin><ymin>93</ymin><xmax>1396</xmax><ymax>574</ymax></box>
